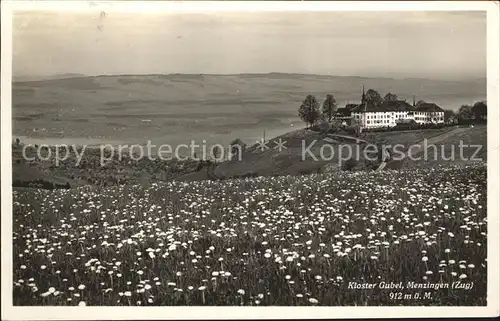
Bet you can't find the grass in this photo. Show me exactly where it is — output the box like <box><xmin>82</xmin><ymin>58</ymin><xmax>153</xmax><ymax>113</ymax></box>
<box><xmin>13</xmin><ymin>162</ymin><xmax>487</xmax><ymax>306</ymax></box>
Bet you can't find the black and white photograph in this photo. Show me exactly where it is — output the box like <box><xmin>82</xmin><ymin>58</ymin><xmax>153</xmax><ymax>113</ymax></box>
<box><xmin>1</xmin><ymin>0</ymin><xmax>499</xmax><ymax>319</ymax></box>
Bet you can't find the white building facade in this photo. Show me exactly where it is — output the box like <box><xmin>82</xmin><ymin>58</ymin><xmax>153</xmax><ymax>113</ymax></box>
<box><xmin>348</xmin><ymin>96</ymin><xmax>444</xmax><ymax>130</ymax></box>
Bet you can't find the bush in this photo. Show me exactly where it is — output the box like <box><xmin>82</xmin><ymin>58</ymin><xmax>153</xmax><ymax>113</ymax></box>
<box><xmin>311</xmin><ymin>120</ymin><xmax>331</xmax><ymax>133</ymax></box>
<box><xmin>341</xmin><ymin>157</ymin><xmax>358</xmax><ymax>171</ymax></box>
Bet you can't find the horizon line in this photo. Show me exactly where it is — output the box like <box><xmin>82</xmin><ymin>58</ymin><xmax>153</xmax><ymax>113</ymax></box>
<box><xmin>12</xmin><ymin>72</ymin><xmax>487</xmax><ymax>83</ymax></box>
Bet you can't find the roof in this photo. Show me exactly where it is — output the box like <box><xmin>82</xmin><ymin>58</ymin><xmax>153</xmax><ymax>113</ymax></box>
<box><xmin>416</xmin><ymin>102</ymin><xmax>444</xmax><ymax>112</ymax></box>
<box><xmin>230</xmin><ymin>138</ymin><xmax>246</xmax><ymax>146</ymax></box>
<box><xmin>335</xmin><ymin>107</ymin><xmax>351</xmax><ymax>116</ymax></box>
<box><xmin>350</xmin><ymin>100</ymin><xmax>415</xmax><ymax>113</ymax></box>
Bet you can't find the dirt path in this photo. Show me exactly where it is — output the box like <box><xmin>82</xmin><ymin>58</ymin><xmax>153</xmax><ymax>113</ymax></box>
<box><xmin>404</xmin><ymin>126</ymin><xmax>471</xmax><ymax>158</ymax></box>
<box><xmin>379</xmin><ymin>126</ymin><xmax>473</xmax><ymax>170</ymax></box>
<box><xmin>324</xmin><ymin>134</ymin><xmax>368</xmax><ymax>144</ymax></box>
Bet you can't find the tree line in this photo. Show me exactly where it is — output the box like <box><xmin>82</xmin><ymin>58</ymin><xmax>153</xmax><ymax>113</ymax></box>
<box><xmin>452</xmin><ymin>101</ymin><xmax>487</xmax><ymax>124</ymax></box>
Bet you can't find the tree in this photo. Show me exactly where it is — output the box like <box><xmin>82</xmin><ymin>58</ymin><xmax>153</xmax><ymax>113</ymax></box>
<box><xmin>365</xmin><ymin>89</ymin><xmax>382</xmax><ymax>106</ymax></box>
<box><xmin>416</xmin><ymin>100</ymin><xmax>426</xmax><ymax>106</ymax></box>
<box><xmin>444</xmin><ymin>109</ymin><xmax>456</xmax><ymax>123</ymax></box>
<box><xmin>458</xmin><ymin>105</ymin><xmax>474</xmax><ymax>122</ymax></box>
<box><xmin>350</xmin><ymin>117</ymin><xmax>363</xmax><ymax>136</ymax></box>
<box><xmin>472</xmin><ymin>101</ymin><xmax>487</xmax><ymax>120</ymax></box>
<box><xmin>321</xmin><ymin>94</ymin><xmax>337</xmax><ymax>122</ymax></box>
<box><xmin>229</xmin><ymin>138</ymin><xmax>246</xmax><ymax>160</ymax></box>
<box><xmin>383</xmin><ymin>92</ymin><xmax>398</xmax><ymax>102</ymax></box>
<box><xmin>298</xmin><ymin>94</ymin><xmax>320</xmax><ymax>128</ymax></box>
<box><xmin>211</xmin><ymin>145</ymin><xmax>224</xmax><ymax>164</ymax></box>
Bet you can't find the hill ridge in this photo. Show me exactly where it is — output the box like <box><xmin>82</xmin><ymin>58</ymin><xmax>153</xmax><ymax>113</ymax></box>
<box><xmin>13</xmin><ymin>72</ymin><xmax>486</xmax><ymax>84</ymax></box>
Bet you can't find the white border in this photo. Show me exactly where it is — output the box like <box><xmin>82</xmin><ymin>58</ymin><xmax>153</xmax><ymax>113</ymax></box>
<box><xmin>1</xmin><ymin>1</ymin><xmax>499</xmax><ymax>319</ymax></box>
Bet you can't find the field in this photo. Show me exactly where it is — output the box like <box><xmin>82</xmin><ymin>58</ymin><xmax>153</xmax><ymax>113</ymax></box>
<box><xmin>12</xmin><ymin>162</ymin><xmax>487</xmax><ymax>306</ymax></box>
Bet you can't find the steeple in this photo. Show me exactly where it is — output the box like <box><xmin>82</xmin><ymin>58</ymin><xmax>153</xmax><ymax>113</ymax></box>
<box><xmin>412</xmin><ymin>95</ymin><xmax>416</xmax><ymax>107</ymax></box>
<box><xmin>361</xmin><ymin>85</ymin><xmax>366</xmax><ymax>104</ymax></box>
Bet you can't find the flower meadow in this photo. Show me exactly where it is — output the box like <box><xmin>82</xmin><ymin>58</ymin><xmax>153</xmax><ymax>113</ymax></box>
<box><xmin>12</xmin><ymin>163</ymin><xmax>487</xmax><ymax>306</ymax></box>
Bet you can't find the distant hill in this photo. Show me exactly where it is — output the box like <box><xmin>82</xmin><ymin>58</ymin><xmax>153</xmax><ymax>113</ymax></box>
<box><xmin>13</xmin><ymin>73</ymin><xmax>87</xmax><ymax>82</ymax></box>
<box><xmin>12</xmin><ymin>73</ymin><xmax>486</xmax><ymax>148</ymax></box>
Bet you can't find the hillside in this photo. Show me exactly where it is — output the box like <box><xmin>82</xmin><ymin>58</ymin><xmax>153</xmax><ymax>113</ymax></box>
<box><xmin>213</xmin><ymin>125</ymin><xmax>487</xmax><ymax>178</ymax></box>
<box><xmin>12</xmin><ymin>125</ymin><xmax>487</xmax><ymax>188</ymax></box>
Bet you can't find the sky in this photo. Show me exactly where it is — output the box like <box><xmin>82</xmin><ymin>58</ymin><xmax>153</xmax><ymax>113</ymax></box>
<box><xmin>12</xmin><ymin>10</ymin><xmax>486</xmax><ymax>80</ymax></box>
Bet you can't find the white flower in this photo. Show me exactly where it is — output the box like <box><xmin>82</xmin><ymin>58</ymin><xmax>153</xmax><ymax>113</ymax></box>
<box><xmin>308</xmin><ymin>298</ymin><xmax>319</xmax><ymax>304</ymax></box>
<box><xmin>40</xmin><ymin>291</ymin><xmax>51</xmax><ymax>297</ymax></box>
